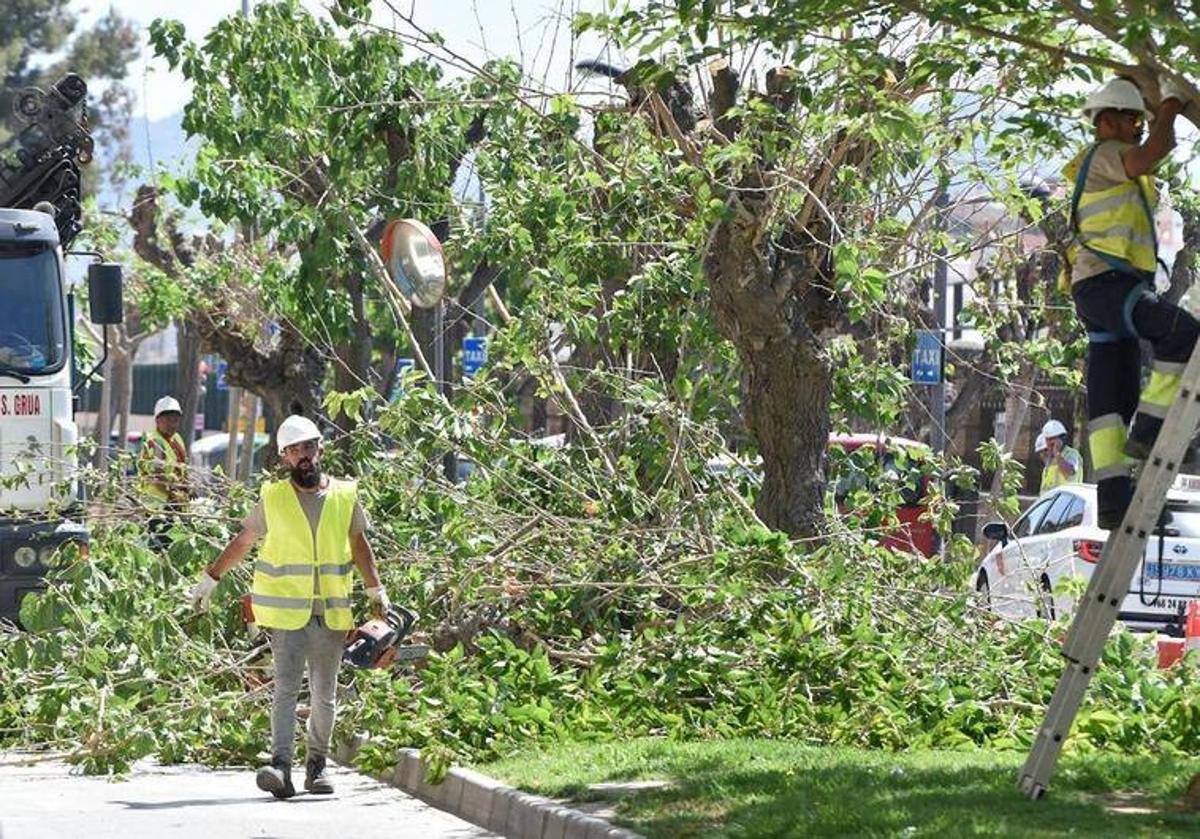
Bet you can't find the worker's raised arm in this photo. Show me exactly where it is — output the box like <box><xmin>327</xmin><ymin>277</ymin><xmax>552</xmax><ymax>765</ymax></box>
<box><xmin>1123</xmin><ymin>95</ymin><xmax>1186</xmax><ymax>178</ymax></box>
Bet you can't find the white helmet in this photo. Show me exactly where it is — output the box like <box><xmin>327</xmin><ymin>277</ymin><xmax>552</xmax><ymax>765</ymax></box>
<box><xmin>276</xmin><ymin>414</ymin><xmax>321</xmax><ymax>454</ymax></box>
<box><xmin>153</xmin><ymin>396</ymin><xmax>182</xmax><ymax>417</ymax></box>
<box><xmin>1082</xmin><ymin>78</ymin><xmax>1149</xmax><ymax>122</ymax></box>
<box><xmin>1042</xmin><ymin>419</ymin><xmax>1068</xmax><ymax>440</ymax></box>
<box><xmin>1034</xmin><ymin>432</ymin><xmax>1048</xmax><ymax>453</ymax></box>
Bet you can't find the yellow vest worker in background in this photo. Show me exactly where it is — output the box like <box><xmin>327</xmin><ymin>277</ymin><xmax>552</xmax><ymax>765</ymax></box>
<box><xmin>188</xmin><ymin>414</ymin><xmax>388</xmax><ymax>799</ymax></box>
<box><xmin>1064</xmin><ymin>76</ymin><xmax>1197</xmax><ymax>529</ymax></box>
<box><xmin>1038</xmin><ymin>420</ymin><xmax>1083</xmax><ymax>494</ymax></box>
<box><xmin>138</xmin><ymin>396</ymin><xmax>189</xmax><ymax>551</ymax></box>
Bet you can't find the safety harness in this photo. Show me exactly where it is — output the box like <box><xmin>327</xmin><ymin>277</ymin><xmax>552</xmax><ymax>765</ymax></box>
<box><xmin>1068</xmin><ymin>142</ymin><xmax>1165</xmax><ymax>344</ymax></box>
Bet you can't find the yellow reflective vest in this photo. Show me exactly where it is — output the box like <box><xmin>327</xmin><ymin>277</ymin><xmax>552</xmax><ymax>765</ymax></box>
<box><xmin>1062</xmin><ymin>143</ymin><xmax>1159</xmax><ymax>286</ymax></box>
<box><xmin>1040</xmin><ymin>446</ymin><xmax>1083</xmax><ymax>494</ymax></box>
<box><xmin>137</xmin><ymin>430</ymin><xmax>187</xmax><ymax>506</ymax></box>
<box><xmin>251</xmin><ymin>478</ymin><xmax>358</xmax><ymax>631</ymax></box>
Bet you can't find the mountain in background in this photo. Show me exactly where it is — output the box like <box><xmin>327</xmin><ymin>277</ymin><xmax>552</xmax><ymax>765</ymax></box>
<box><xmin>96</xmin><ymin>110</ymin><xmax>194</xmax><ymax>211</ymax></box>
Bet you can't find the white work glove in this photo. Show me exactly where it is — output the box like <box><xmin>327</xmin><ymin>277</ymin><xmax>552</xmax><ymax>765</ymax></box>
<box><xmin>188</xmin><ymin>571</ymin><xmax>219</xmax><ymax>613</ymax></box>
<box><xmin>1161</xmin><ymin>77</ymin><xmax>1191</xmax><ymax>105</ymax></box>
<box><xmin>366</xmin><ymin>586</ymin><xmax>390</xmax><ymax>619</ymax></box>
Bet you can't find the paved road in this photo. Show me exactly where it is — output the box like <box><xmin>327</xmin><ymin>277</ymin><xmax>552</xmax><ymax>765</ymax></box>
<box><xmin>0</xmin><ymin>754</ymin><xmax>498</xmax><ymax>839</ymax></box>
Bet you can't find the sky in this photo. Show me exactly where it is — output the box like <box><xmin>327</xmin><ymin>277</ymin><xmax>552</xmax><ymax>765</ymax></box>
<box><xmin>70</xmin><ymin>0</ymin><xmax>620</xmax><ymax>121</ymax></box>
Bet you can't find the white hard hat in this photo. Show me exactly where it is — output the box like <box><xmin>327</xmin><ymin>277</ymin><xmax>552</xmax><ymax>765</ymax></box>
<box><xmin>1042</xmin><ymin>419</ymin><xmax>1068</xmax><ymax>440</ymax></box>
<box><xmin>1034</xmin><ymin>432</ymin><xmax>1048</xmax><ymax>453</ymax></box>
<box><xmin>153</xmin><ymin>396</ymin><xmax>182</xmax><ymax>417</ymax></box>
<box><xmin>1082</xmin><ymin>78</ymin><xmax>1150</xmax><ymax>122</ymax></box>
<box><xmin>276</xmin><ymin>414</ymin><xmax>321</xmax><ymax>454</ymax></box>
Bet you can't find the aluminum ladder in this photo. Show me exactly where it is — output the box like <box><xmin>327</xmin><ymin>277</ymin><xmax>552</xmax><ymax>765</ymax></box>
<box><xmin>1019</xmin><ymin>340</ymin><xmax>1200</xmax><ymax>799</ymax></box>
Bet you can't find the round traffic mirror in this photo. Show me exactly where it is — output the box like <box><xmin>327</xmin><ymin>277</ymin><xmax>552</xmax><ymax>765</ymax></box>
<box><xmin>380</xmin><ymin>218</ymin><xmax>447</xmax><ymax>308</ymax></box>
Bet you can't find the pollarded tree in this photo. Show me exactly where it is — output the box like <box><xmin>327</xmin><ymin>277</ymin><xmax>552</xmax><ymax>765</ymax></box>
<box><xmin>561</xmin><ymin>6</ymin><xmax>1088</xmax><ymax>536</ymax></box>
<box><xmin>148</xmin><ymin>1</ymin><xmax>508</xmax><ymax>432</ymax></box>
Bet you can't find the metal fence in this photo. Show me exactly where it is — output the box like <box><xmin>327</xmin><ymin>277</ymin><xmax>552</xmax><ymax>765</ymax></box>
<box><xmin>80</xmin><ymin>363</ymin><xmax>232</xmax><ymax>431</ymax></box>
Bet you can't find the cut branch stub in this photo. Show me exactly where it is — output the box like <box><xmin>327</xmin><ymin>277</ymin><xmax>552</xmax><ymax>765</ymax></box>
<box><xmin>708</xmin><ymin>58</ymin><xmax>740</xmax><ymax>140</ymax></box>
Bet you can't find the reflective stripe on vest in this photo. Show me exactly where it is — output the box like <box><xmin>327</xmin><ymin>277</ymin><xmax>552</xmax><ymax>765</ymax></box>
<box><xmin>251</xmin><ymin>478</ymin><xmax>358</xmax><ymax>630</ymax></box>
<box><xmin>137</xmin><ymin>430</ymin><xmax>187</xmax><ymax>505</ymax></box>
<box><xmin>1063</xmin><ymin>143</ymin><xmax>1159</xmax><ymax>282</ymax></box>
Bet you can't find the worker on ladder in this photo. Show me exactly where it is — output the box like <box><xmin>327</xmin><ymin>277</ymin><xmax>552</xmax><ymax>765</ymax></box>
<box><xmin>1037</xmin><ymin>419</ymin><xmax>1083</xmax><ymax>493</ymax></box>
<box><xmin>1064</xmin><ymin>76</ymin><xmax>1196</xmax><ymax>529</ymax></box>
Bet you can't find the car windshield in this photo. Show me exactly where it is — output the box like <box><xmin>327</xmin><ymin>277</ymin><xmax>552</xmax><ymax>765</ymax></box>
<box><xmin>0</xmin><ymin>243</ymin><xmax>65</xmax><ymax>373</ymax></box>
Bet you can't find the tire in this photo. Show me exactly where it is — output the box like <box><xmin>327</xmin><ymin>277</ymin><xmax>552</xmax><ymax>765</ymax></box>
<box><xmin>975</xmin><ymin>573</ymin><xmax>991</xmax><ymax>610</ymax></box>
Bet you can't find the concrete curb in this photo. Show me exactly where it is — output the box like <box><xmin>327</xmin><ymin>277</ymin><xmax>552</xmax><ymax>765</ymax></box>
<box><xmin>334</xmin><ymin>740</ymin><xmax>643</xmax><ymax>839</ymax></box>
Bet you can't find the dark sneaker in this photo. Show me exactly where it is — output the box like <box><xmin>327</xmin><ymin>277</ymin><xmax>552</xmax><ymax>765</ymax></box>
<box><xmin>256</xmin><ymin>758</ymin><xmax>295</xmax><ymax>799</ymax></box>
<box><xmin>305</xmin><ymin>755</ymin><xmax>334</xmax><ymax>795</ymax></box>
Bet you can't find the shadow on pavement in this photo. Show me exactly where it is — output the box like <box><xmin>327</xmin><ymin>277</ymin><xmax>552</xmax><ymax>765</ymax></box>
<box><xmin>114</xmin><ymin>795</ymin><xmax>335</xmax><ymax>809</ymax></box>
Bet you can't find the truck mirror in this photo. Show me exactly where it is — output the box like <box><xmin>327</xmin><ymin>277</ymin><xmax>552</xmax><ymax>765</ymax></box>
<box><xmin>87</xmin><ymin>262</ymin><xmax>123</xmax><ymax>325</ymax></box>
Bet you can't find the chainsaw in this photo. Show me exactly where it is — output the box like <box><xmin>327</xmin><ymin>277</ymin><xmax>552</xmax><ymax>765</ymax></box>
<box><xmin>343</xmin><ymin>605</ymin><xmax>420</xmax><ymax>670</ymax></box>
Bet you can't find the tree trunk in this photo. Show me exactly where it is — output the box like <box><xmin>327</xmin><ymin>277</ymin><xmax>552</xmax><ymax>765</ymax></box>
<box><xmin>111</xmin><ymin>341</ymin><xmax>133</xmax><ymax>453</ymax></box>
<box><xmin>176</xmin><ymin>317</ymin><xmax>203</xmax><ymax>451</ymax></box>
<box><xmin>742</xmin><ymin>341</ymin><xmax>832</xmax><ymax>537</ymax></box>
<box><xmin>96</xmin><ymin>355</ymin><xmax>112</xmax><ymax>469</ymax></box>
<box><xmin>705</xmin><ymin>213</ymin><xmax>842</xmax><ymax>538</ymax></box>
<box><xmin>331</xmin><ymin>272</ymin><xmax>374</xmax><ymax>440</ymax></box>
<box><xmin>978</xmin><ymin>361</ymin><xmax>1037</xmax><ymax>535</ymax></box>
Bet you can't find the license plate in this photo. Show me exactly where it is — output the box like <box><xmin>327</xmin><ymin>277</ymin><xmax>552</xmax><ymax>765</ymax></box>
<box><xmin>1144</xmin><ymin>562</ymin><xmax>1200</xmax><ymax>580</ymax></box>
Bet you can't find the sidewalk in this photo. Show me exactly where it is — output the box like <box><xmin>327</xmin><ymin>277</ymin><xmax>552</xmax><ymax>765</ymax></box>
<box><xmin>0</xmin><ymin>753</ymin><xmax>497</xmax><ymax>839</ymax></box>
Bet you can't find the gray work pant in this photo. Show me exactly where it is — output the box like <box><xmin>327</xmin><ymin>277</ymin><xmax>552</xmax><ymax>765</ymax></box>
<box><xmin>269</xmin><ymin>615</ymin><xmax>345</xmax><ymax>765</ymax></box>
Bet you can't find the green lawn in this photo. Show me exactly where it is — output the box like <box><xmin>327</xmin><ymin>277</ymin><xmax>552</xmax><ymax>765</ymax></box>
<box><xmin>478</xmin><ymin>738</ymin><xmax>1200</xmax><ymax>837</ymax></box>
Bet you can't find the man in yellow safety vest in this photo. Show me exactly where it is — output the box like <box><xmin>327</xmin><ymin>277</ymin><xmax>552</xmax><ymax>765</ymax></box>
<box><xmin>187</xmin><ymin>414</ymin><xmax>388</xmax><ymax>799</ymax></box>
<box><xmin>1038</xmin><ymin>419</ymin><xmax>1083</xmax><ymax>494</ymax></box>
<box><xmin>1064</xmin><ymin>76</ymin><xmax>1196</xmax><ymax>529</ymax></box>
<box><xmin>138</xmin><ymin>396</ymin><xmax>190</xmax><ymax>550</ymax></box>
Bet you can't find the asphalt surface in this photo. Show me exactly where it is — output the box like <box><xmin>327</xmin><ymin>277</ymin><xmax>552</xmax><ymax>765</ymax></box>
<box><xmin>0</xmin><ymin>753</ymin><xmax>498</xmax><ymax>839</ymax></box>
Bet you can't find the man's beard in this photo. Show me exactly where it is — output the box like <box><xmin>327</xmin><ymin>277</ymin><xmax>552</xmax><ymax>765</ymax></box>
<box><xmin>291</xmin><ymin>459</ymin><xmax>321</xmax><ymax>488</ymax></box>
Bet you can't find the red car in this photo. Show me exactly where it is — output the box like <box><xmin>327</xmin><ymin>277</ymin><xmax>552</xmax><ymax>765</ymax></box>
<box><xmin>827</xmin><ymin>434</ymin><xmax>939</xmax><ymax>557</ymax></box>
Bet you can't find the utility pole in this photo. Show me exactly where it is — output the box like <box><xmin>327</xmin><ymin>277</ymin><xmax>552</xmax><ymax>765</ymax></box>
<box><xmin>932</xmin><ymin>184</ymin><xmax>948</xmax><ymax>455</ymax></box>
<box><xmin>242</xmin><ymin>0</ymin><xmax>251</xmax><ymax>16</ymax></box>
<box><xmin>433</xmin><ymin>299</ymin><xmax>457</xmax><ymax>483</ymax></box>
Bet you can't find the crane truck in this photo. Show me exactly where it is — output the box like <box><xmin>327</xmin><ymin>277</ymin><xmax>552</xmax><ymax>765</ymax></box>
<box><xmin>0</xmin><ymin>73</ymin><xmax>123</xmax><ymax>624</ymax></box>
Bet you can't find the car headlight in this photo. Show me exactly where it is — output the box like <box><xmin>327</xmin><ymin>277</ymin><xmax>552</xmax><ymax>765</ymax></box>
<box><xmin>38</xmin><ymin>545</ymin><xmax>56</xmax><ymax>566</ymax></box>
<box><xmin>13</xmin><ymin>546</ymin><xmax>37</xmax><ymax>568</ymax></box>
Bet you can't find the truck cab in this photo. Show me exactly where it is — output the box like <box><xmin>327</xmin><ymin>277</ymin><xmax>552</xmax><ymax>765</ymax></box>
<box><xmin>0</xmin><ymin>208</ymin><xmax>120</xmax><ymax>623</ymax></box>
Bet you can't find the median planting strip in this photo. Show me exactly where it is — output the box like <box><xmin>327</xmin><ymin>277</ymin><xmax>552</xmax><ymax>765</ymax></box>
<box><xmin>334</xmin><ymin>739</ymin><xmax>642</xmax><ymax>839</ymax></box>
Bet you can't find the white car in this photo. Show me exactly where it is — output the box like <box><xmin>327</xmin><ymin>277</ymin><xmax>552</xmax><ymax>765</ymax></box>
<box><xmin>974</xmin><ymin>482</ymin><xmax>1200</xmax><ymax>634</ymax></box>
<box><xmin>189</xmin><ymin>432</ymin><xmax>270</xmax><ymax>488</ymax></box>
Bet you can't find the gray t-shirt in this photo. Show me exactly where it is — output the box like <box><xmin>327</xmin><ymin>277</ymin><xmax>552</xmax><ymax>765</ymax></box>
<box><xmin>243</xmin><ymin>478</ymin><xmax>369</xmax><ymax>615</ymax></box>
<box><xmin>1073</xmin><ymin>140</ymin><xmax>1139</xmax><ymax>283</ymax></box>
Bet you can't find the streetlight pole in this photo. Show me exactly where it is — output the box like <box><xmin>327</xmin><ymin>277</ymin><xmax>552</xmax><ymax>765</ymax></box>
<box><xmin>932</xmin><ymin>185</ymin><xmax>948</xmax><ymax>456</ymax></box>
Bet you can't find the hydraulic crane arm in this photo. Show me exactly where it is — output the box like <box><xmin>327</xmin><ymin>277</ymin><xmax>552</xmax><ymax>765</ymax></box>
<box><xmin>0</xmin><ymin>73</ymin><xmax>92</xmax><ymax>248</ymax></box>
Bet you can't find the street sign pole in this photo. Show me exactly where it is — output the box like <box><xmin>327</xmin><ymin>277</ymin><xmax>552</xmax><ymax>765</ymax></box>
<box><xmin>931</xmin><ymin>185</ymin><xmax>948</xmax><ymax>455</ymax></box>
